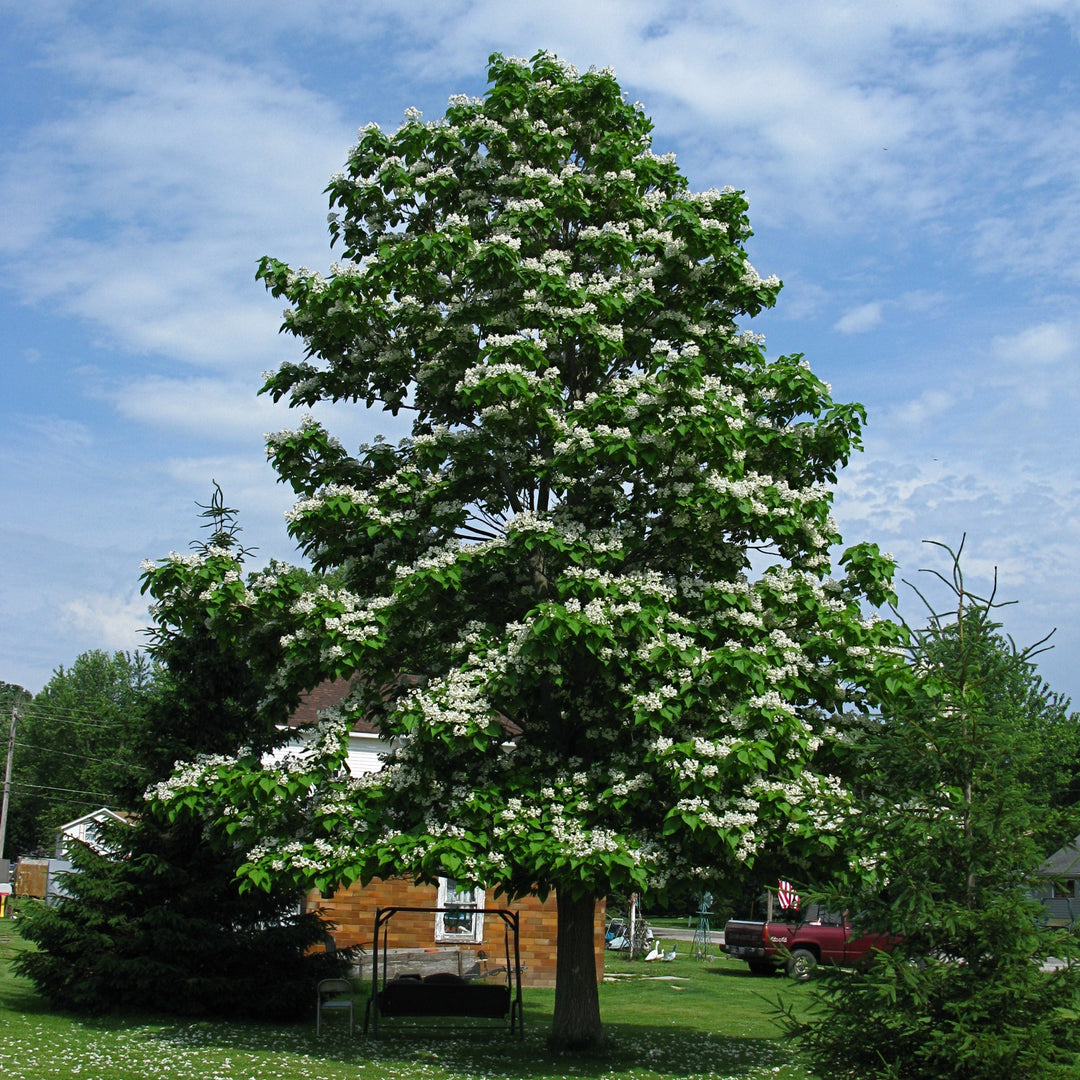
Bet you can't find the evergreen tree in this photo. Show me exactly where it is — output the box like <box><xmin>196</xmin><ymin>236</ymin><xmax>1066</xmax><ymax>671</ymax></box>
<box><xmin>786</xmin><ymin>542</ymin><xmax>1080</xmax><ymax>1080</ymax></box>
<box><xmin>15</xmin><ymin>488</ymin><xmax>341</xmax><ymax>1019</ymax></box>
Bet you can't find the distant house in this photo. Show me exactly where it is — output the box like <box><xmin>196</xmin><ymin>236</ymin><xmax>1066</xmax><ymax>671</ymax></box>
<box><xmin>55</xmin><ymin>807</ymin><xmax>133</xmax><ymax>860</ymax></box>
<box><xmin>287</xmin><ymin>678</ymin><xmax>606</xmax><ymax>988</ymax></box>
<box><xmin>15</xmin><ymin>807</ymin><xmax>139</xmax><ymax>902</ymax></box>
<box><xmin>1035</xmin><ymin>835</ymin><xmax>1080</xmax><ymax>926</ymax></box>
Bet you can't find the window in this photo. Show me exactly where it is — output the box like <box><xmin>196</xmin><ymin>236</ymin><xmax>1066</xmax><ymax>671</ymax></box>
<box><xmin>435</xmin><ymin>877</ymin><xmax>485</xmax><ymax>943</ymax></box>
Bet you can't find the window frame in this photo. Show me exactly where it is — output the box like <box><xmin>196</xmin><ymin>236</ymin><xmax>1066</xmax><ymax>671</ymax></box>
<box><xmin>434</xmin><ymin>877</ymin><xmax>485</xmax><ymax>943</ymax></box>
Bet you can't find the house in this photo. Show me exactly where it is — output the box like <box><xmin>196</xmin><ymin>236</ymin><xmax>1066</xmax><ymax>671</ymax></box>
<box><xmin>283</xmin><ymin>676</ymin><xmax>391</xmax><ymax>774</ymax></box>
<box><xmin>11</xmin><ymin>808</ymin><xmax>134</xmax><ymax>903</ymax></box>
<box><xmin>55</xmin><ymin>807</ymin><xmax>133</xmax><ymax>860</ymax></box>
<box><xmin>287</xmin><ymin>679</ymin><xmax>606</xmax><ymax>988</ymax></box>
<box><xmin>1035</xmin><ymin>835</ymin><xmax>1080</xmax><ymax>926</ymax></box>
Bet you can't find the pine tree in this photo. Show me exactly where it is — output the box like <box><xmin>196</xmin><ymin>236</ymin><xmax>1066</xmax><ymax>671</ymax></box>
<box><xmin>787</xmin><ymin>542</ymin><xmax>1080</xmax><ymax>1080</ymax></box>
<box><xmin>15</xmin><ymin>489</ymin><xmax>340</xmax><ymax>1019</ymax></box>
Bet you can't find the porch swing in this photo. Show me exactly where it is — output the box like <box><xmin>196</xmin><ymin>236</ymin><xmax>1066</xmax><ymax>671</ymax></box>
<box><xmin>363</xmin><ymin>905</ymin><xmax>525</xmax><ymax>1039</ymax></box>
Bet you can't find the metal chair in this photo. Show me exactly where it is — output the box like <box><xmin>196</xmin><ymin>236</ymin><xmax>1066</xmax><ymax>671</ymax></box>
<box><xmin>316</xmin><ymin>978</ymin><xmax>355</xmax><ymax>1035</ymax></box>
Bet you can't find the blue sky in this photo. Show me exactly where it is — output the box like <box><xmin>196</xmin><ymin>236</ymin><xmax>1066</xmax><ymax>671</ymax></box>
<box><xmin>3</xmin><ymin>1</ymin><xmax>1079</xmax><ymax>705</ymax></box>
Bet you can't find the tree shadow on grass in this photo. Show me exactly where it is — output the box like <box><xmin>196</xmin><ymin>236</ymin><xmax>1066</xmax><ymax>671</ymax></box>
<box><xmin>204</xmin><ymin>1019</ymin><xmax>797</xmax><ymax>1079</ymax></box>
<box><xmin>0</xmin><ymin>978</ymin><xmax>51</xmax><ymax>1016</ymax></box>
<box><xmin>0</xmin><ymin>993</ymin><xmax>804</xmax><ymax>1078</ymax></box>
<box><xmin>137</xmin><ymin>995</ymin><xmax>802</xmax><ymax>1079</ymax></box>
<box><xmin>707</xmin><ymin>963</ymin><xmax>783</xmax><ymax>980</ymax></box>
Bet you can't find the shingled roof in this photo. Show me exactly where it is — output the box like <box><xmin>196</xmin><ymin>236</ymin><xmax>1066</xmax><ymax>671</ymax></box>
<box><xmin>1042</xmin><ymin>835</ymin><xmax>1080</xmax><ymax>879</ymax></box>
<box><xmin>287</xmin><ymin>676</ymin><xmax>379</xmax><ymax>734</ymax></box>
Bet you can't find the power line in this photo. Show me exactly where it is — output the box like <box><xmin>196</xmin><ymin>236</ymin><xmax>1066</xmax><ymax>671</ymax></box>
<box><xmin>14</xmin><ymin>706</ymin><xmax>140</xmax><ymax>728</ymax></box>
<box><xmin>5</xmin><ymin>790</ymin><xmax>117</xmax><ymax>810</ymax></box>
<box><xmin>13</xmin><ymin>741</ymin><xmax>146</xmax><ymax>770</ymax></box>
<box><xmin>11</xmin><ymin>781</ymin><xmax>116</xmax><ymax>800</ymax></box>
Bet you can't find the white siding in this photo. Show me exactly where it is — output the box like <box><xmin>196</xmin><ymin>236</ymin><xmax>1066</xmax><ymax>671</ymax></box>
<box><xmin>347</xmin><ymin>735</ymin><xmax>388</xmax><ymax>776</ymax></box>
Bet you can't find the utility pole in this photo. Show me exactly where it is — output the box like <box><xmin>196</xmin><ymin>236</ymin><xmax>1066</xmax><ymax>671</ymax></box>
<box><xmin>0</xmin><ymin>703</ymin><xmax>17</xmax><ymax>862</ymax></box>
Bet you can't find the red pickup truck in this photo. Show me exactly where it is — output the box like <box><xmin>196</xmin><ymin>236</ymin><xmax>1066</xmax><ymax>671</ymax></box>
<box><xmin>722</xmin><ymin>916</ymin><xmax>894</xmax><ymax>980</ymax></box>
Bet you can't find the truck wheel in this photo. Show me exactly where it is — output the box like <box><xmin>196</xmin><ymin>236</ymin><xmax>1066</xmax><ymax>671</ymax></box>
<box><xmin>786</xmin><ymin>949</ymin><xmax>817</xmax><ymax>982</ymax></box>
<box><xmin>747</xmin><ymin>961</ymin><xmax>774</xmax><ymax>976</ymax></box>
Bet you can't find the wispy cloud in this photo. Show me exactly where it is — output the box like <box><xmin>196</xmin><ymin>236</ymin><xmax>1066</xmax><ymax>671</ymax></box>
<box><xmin>834</xmin><ymin>301</ymin><xmax>884</xmax><ymax>335</ymax></box>
<box><xmin>992</xmin><ymin>321</ymin><xmax>1077</xmax><ymax>368</ymax></box>
<box><xmin>890</xmin><ymin>390</ymin><xmax>956</xmax><ymax>428</ymax></box>
<box><xmin>0</xmin><ymin>34</ymin><xmax>351</xmax><ymax>367</ymax></box>
<box><xmin>60</xmin><ymin>590</ymin><xmax>151</xmax><ymax>652</ymax></box>
<box><xmin>104</xmin><ymin>376</ymin><xmax>284</xmax><ymax>441</ymax></box>
<box><xmin>987</xmin><ymin>320</ymin><xmax>1080</xmax><ymax>408</ymax></box>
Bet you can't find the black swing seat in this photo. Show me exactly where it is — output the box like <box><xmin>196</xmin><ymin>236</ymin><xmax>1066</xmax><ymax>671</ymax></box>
<box><xmin>377</xmin><ymin>971</ymin><xmax>511</xmax><ymax>1018</ymax></box>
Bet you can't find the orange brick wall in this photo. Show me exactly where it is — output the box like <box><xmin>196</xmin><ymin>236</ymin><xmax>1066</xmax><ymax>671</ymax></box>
<box><xmin>306</xmin><ymin>877</ymin><xmax>606</xmax><ymax>988</ymax></box>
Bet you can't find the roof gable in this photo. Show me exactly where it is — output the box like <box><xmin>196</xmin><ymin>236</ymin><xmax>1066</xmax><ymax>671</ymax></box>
<box><xmin>1042</xmin><ymin>836</ymin><xmax>1080</xmax><ymax>878</ymax></box>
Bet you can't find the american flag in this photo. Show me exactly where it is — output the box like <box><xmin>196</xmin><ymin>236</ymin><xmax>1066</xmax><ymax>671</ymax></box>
<box><xmin>777</xmin><ymin>880</ymin><xmax>800</xmax><ymax>910</ymax></box>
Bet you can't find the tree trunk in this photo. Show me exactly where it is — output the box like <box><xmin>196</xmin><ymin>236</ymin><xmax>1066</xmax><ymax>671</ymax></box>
<box><xmin>551</xmin><ymin>889</ymin><xmax>603</xmax><ymax>1049</ymax></box>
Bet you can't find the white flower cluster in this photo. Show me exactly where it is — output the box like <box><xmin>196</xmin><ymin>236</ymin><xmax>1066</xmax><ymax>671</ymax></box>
<box><xmin>748</xmin><ymin>690</ymin><xmax>797</xmax><ymax>718</ymax></box>
<box><xmin>285</xmin><ymin>482</ymin><xmax>417</xmax><ymax>530</ymax></box>
<box><xmin>280</xmin><ymin>581</ymin><xmax>391</xmax><ymax>653</ymax></box>
<box><xmin>705</xmin><ymin>471</ymin><xmax>823</xmax><ymax>521</ymax></box>
<box><xmin>563</xmin><ymin>565</ymin><xmax>678</xmax><ymax>604</ymax></box>
<box><xmin>249</xmin><ymin>559</ymin><xmax>295</xmax><ymax>591</ymax></box>
<box><xmin>144</xmin><ymin>752</ymin><xmax>238</xmax><ymax>805</ymax></box>
<box><xmin>608</xmin><ymin>770</ymin><xmax>653</xmax><ymax>797</ymax></box>
<box><xmin>738</xmin><ymin>262</ymin><xmax>781</xmax><ymax>290</ymax></box>
<box><xmin>393</xmin><ymin>542</ymin><xmax>462</xmax><ymax>579</ymax></box>
<box><xmin>675</xmin><ymin>795</ymin><xmax>759</xmax><ymax>835</ymax></box>
<box><xmin>391</xmin><ymin>651</ymin><xmax>506</xmax><ymax>742</ymax></box>
<box><xmin>457</xmin><ymin>358</ymin><xmax>545</xmax><ymax>391</ymax></box>
<box><xmin>163</xmin><ymin>550</ymin><xmax>208</xmax><ymax>569</ymax></box>
<box><xmin>633</xmin><ymin>684</ymin><xmax>678</xmax><ymax>715</ymax></box>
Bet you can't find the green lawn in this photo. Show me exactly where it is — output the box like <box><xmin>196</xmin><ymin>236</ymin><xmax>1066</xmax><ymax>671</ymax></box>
<box><xmin>645</xmin><ymin>916</ymin><xmax>698</xmax><ymax>929</ymax></box>
<box><xmin>0</xmin><ymin>921</ymin><xmax>818</xmax><ymax>1080</ymax></box>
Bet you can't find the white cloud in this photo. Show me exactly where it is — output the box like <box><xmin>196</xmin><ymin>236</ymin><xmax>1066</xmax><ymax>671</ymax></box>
<box><xmin>767</xmin><ymin>276</ymin><xmax>830</xmax><ymax>321</ymax></box>
<box><xmin>60</xmin><ymin>590</ymin><xmax>150</xmax><ymax>652</ymax></box>
<box><xmin>106</xmin><ymin>376</ymin><xmax>283</xmax><ymax>441</ymax></box>
<box><xmin>157</xmin><ymin>453</ymin><xmax>299</xmax><ymax>542</ymax></box>
<box><xmin>890</xmin><ymin>389</ymin><xmax>956</xmax><ymax>428</ymax></box>
<box><xmin>834</xmin><ymin>301</ymin><xmax>884</xmax><ymax>334</ymax></box>
<box><xmin>835</xmin><ymin>454</ymin><xmax>1080</xmax><ymax>625</ymax></box>
<box><xmin>0</xmin><ymin>35</ymin><xmax>350</xmax><ymax>368</ymax></box>
<box><xmin>986</xmin><ymin>320</ymin><xmax>1080</xmax><ymax>408</ymax></box>
<box><xmin>899</xmin><ymin>290</ymin><xmax>947</xmax><ymax>314</ymax></box>
<box><xmin>19</xmin><ymin>415</ymin><xmax>96</xmax><ymax>452</ymax></box>
<box><xmin>991</xmin><ymin>321</ymin><xmax>1077</xmax><ymax>367</ymax></box>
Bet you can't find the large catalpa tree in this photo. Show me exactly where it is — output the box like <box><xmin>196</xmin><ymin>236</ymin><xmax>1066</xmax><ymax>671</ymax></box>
<box><xmin>146</xmin><ymin>52</ymin><xmax>903</xmax><ymax>1047</ymax></box>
